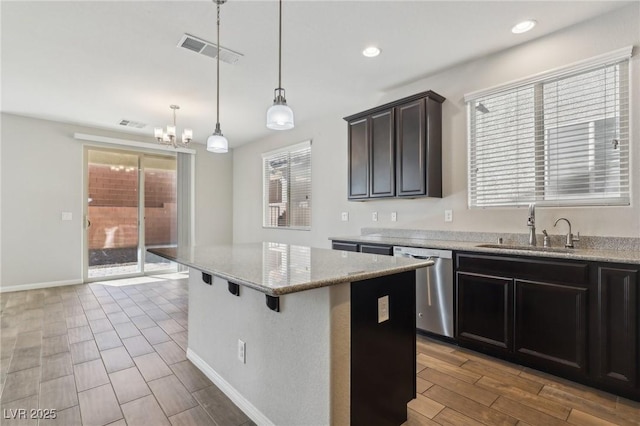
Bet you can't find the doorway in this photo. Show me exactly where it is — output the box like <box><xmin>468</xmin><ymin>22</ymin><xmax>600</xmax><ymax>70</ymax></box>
<box><xmin>84</xmin><ymin>147</ymin><xmax>178</xmax><ymax>280</ymax></box>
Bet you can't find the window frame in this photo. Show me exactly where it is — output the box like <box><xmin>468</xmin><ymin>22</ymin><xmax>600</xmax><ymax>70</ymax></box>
<box><xmin>464</xmin><ymin>46</ymin><xmax>632</xmax><ymax>208</ymax></box>
<box><xmin>262</xmin><ymin>140</ymin><xmax>312</xmax><ymax>230</ymax></box>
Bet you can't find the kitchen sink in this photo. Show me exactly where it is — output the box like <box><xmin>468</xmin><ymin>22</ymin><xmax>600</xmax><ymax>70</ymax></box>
<box><xmin>476</xmin><ymin>243</ymin><xmax>573</xmax><ymax>253</ymax></box>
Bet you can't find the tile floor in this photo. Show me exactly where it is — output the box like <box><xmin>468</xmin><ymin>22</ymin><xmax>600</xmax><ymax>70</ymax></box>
<box><xmin>0</xmin><ymin>273</ymin><xmax>254</xmax><ymax>426</ymax></box>
<box><xmin>4</xmin><ymin>274</ymin><xmax>640</xmax><ymax>425</ymax></box>
<box><xmin>408</xmin><ymin>335</ymin><xmax>640</xmax><ymax>425</ymax></box>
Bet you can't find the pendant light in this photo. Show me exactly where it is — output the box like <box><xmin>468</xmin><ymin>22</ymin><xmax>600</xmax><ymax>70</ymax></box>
<box><xmin>266</xmin><ymin>0</ymin><xmax>294</xmax><ymax>130</ymax></box>
<box><xmin>207</xmin><ymin>0</ymin><xmax>229</xmax><ymax>153</ymax></box>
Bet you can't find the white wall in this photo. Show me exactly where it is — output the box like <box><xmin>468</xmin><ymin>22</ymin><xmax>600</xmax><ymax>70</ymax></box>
<box><xmin>233</xmin><ymin>4</ymin><xmax>640</xmax><ymax>248</ymax></box>
<box><xmin>0</xmin><ymin>113</ymin><xmax>233</xmax><ymax>290</ymax></box>
<box><xmin>187</xmin><ymin>271</ymin><xmax>350</xmax><ymax>425</ymax></box>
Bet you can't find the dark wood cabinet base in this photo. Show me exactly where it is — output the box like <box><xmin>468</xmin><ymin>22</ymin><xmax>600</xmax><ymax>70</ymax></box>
<box><xmin>456</xmin><ymin>252</ymin><xmax>640</xmax><ymax>402</ymax></box>
<box><xmin>351</xmin><ymin>272</ymin><xmax>416</xmax><ymax>426</ymax></box>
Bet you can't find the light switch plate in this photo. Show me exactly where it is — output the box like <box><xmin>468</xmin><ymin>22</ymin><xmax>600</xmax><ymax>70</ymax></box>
<box><xmin>61</xmin><ymin>212</ymin><xmax>72</xmax><ymax>221</ymax></box>
<box><xmin>378</xmin><ymin>295</ymin><xmax>389</xmax><ymax>323</ymax></box>
<box><xmin>391</xmin><ymin>212</ymin><xmax>397</xmax><ymax>222</ymax></box>
<box><xmin>341</xmin><ymin>212</ymin><xmax>349</xmax><ymax>221</ymax></box>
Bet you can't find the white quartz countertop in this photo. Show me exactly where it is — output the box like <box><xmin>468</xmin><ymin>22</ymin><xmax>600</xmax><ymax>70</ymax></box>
<box><xmin>148</xmin><ymin>242</ymin><xmax>433</xmax><ymax>296</ymax></box>
<box><xmin>330</xmin><ymin>234</ymin><xmax>640</xmax><ymax>264</ymax></box>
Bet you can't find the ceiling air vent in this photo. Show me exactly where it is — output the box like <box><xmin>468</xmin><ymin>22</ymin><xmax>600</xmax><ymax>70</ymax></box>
<box><xmin>119</xmin><ymin>120</ymin><xmax>146</xmax><ymax>129</ymax></box>
<box><xmin>178</xmin><ymin>33</ymin><xmax>243</xmax><ymax>64</ymax></box>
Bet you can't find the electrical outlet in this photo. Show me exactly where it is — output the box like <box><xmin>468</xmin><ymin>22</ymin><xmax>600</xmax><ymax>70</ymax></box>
<box><xmin>372</xmin><ymin>211</ymin><xmax>378</xmax><ymax>221</ymax></box>
<box><xmin>378</xmin><ymin>295</ymin><xmax>389</xmax><ymax>323</ymax></box>
<box><xmin>238</xmin><ymin>339</ymin><xmax>246</xmax><ymax>364</ymax></box>
<box><xmin>341</xmin><ymin>212</ymin><xmax>349</xmax><ymax>221</ymax></box>
<box><xmin>444</xmin><ymin>210</ymin><xmax>453</xmax><ymax>222</ymax></box>
<box><xmin>391</xmin><ymin>212</ymin><xmax>397</xmax><ymax>222</ymax></box>
<box><xmin>61</xmin><ymin>212</ymin><xmax>72</xmax><ymax>221</ymax></box>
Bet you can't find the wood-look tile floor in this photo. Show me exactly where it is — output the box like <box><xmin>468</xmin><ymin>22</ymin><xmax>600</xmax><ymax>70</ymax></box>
<box><xmin>0</xmin><ymin>273</ymin><xmax>254</xmax><ymax>426</ymax></box>
<box><xmin>408</xmin><ymin>336</ymin><xmax>640</xmax><ymax>426</ymax></box>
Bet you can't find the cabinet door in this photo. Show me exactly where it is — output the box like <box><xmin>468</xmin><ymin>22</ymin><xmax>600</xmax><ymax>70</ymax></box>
<box><xmin>456</xmin><ymin>272</ymin><xmax>513</xmax><ymax>352</ymax></box>
<box><xmin>348</xmin><ymin>118</ymin><xmax>369</xmax><ymax>199</ymax></box>
<box><xmin>369</xmin><ymin>110</ymin><xmax>395</xmax><ymax>197</ymax></box>
<box><xmin>396</xmin><ymin>99</ymin><xmax>426</xmax><ymax>197</ymax></box>
<box><xmin>595</xmin><ymin>266</ymin><xmax>638</xmax><ymax>391</ymax></box>
<box><xmin>515</xmin><ymin>280</ymin><xmax>588</xmax><ymax>377</ymax></box>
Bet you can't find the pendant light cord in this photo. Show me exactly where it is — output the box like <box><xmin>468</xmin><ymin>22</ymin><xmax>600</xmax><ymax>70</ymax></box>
<box><xmin>278</xmin><ymin>0</ymin><xmax>282</xmax><ymax>90</ymax></box>
<box><xmin>216</xmin><ymin>1</ymin><xmax>221</xmax><ymax>126</ymax></box>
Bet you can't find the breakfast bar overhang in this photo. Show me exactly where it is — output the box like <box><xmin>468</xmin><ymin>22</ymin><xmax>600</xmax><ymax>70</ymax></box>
<box><xmin>150</xmin><ymin>242</ymin><xmax>432</xmax><ymax>426</ymax></box>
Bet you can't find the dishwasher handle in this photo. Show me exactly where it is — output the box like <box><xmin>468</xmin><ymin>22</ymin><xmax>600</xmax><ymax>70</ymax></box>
<box><xmin>407</xmin><ymin>254</ymin><xmax>436</xmax><ymax>260</ymax></box>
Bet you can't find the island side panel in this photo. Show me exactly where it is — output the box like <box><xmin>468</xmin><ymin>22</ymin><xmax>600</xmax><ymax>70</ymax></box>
<box><xmin>187</xmin><ymin>268</ymin><xmax>347</xmax><ymax>425</ymax></box>
<box><xmin>330</xmin><ymin>281</ymin><xmax>352</xmax><ymax>425</ymax></box>
<box><xmin>350</xmin><ymin>271</ymin><xmax>417</xmax><ymax>426</ymax></box>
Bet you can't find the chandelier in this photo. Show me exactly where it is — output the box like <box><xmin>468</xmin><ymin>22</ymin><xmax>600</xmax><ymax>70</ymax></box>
<box><xmin>154</xmin><ymin>105</ymin><xmax>193</xmax><ymax>148</ymax></box>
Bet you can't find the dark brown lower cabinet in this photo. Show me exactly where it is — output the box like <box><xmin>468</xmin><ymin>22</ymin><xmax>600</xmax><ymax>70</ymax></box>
<box><xmin>515</xmin><ymin>279</ymin><xmax>588</xmax><ymax>377</ymax></box>
<box><xmin>595</xmin><ymin>265</ymin><xmax>638</xmax><ymax>393</ymax></box>
<box><xmin>456</xmin><ymin>272</ymin><xmax>512</xmax><ymax>353</ymax></box>
<box><xmin>456</xmin><ymin>252</ymin><xmax>640</xmax><ymax>401</ymax></box>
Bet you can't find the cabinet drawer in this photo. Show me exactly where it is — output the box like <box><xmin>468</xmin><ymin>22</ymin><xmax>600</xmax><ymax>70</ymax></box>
<box><xmin>360</xmin><ymin>244</ymin><xmax>393</xmax><ymax>256</ymax></box>
<box><xmin>457</xmin><ymin>253</ymin><xmax>589</xmax><ymax>286</ymax></box>
<box><xmin>332</xmin><ymin>241</ymin><xmax>359</xmax><ymax>252</ymax></box>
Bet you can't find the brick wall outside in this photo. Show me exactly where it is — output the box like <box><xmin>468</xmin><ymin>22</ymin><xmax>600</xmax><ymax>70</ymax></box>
<box><xmin>88</xmin><ymin>164</ymin><xmax>176</xmax><ymax>249</ymax></box>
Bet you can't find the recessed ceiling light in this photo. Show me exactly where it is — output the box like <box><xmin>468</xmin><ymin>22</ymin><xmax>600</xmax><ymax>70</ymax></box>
<box><xmin>512</xmin><ymin>19</ymin><xmax>537</xmax><ymax>34</ymax></box>
<box><xmin>362</xmin><ymin>46</ymin><xmax>381</xmax><ymax>58</ymax></box>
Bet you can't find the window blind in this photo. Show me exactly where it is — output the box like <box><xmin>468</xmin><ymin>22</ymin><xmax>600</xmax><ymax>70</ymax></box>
<box><xmin>263</xmin><ymin>141</ymin><xmax>311</xmax><ymax>229</ymax></box>
<box><xmin>466</xmin><ymin>47</ymin><xmax>631</xmax><ymax>208</ymax></box>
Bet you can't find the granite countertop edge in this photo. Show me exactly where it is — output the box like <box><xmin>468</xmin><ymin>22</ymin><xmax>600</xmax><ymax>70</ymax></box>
<box><xmin>329</xmin><ymin>235</ymin><xmax>640</xmax><ymax>265</ymax></box>
<box><xmin>148</xmin><ymin>247</ymin><xmax>433</xmax><ymax>296</ymax></box>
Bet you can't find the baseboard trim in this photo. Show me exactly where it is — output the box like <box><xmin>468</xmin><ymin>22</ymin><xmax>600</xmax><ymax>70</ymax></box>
<box><xmin>0</xmin><ymin>279</ymin><xmax>83</xmax><ymax>293</ymax></box>
<box><xmin>186</xmin><ymin>348</ymin><xmax>274</xmax><ymax>426</ymax></box>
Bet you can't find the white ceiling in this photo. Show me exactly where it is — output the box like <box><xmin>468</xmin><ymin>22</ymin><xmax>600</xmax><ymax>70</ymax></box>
<box><xmin>1</xmin><ymin>1</ymin><xmax>631</xmax><ymax>148</ymax></box>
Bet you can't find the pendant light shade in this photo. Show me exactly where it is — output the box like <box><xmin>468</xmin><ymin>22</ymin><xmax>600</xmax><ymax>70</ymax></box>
<box><xmin>267</xmin><ymin>0</ymin><xmax>294</xmax><ymax>130</ymax></box>
<box><xmin>267</xmin><ymin>89</ymin><xmax>294</xmax><ymax>130</ymax></box>
<box><xmin>207</xmin><ymin>124</ymin><xmax>228</xmax><ymax>153</ymax></box>
<box><xmin>208</xmin><ymin>0</ymin><xmax>229</xmax><ymax>153</ymax></box>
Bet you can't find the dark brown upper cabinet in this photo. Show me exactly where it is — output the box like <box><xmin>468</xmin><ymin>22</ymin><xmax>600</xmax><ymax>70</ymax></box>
<box><xmin>348</xmin><ymin>118</ymin><xmax>369</xmax><ymax>199</ymax></box>
<box><xmin>370</xmin><ymin>110</ymin><xmax>395</xmax><ymax>198</ymax></box>
<box><xmin>344</xmin><ymin>91</ymin><xmax>445</xmax><ymax>200</ymax></box>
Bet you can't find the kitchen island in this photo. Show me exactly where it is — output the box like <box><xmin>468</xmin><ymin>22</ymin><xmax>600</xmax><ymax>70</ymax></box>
<box><xmin>149</xmin><ymin>242</ymin><xmax>433</xmax><ymax>426</ymax></box>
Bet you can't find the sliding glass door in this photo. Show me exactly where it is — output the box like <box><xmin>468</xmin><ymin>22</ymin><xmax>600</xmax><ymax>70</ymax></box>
<box><xmin>143</xmin><ymin>155</ymin><xmax>178</xmax><ymax>273</ymax></box>
<box><xmin>85</xmin><ymin>148</ymin><xmax>177</xmax><ymax>280</ymax></box>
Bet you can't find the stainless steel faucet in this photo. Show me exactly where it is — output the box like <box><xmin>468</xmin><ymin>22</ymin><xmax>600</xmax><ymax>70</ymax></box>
<box><xmin>527</xmin><ymin>203</ymin><xmax>536</xmax><ymax>246</ymax></box>
<box><xmin>554</xmin><ymin>217</ymin><xmax>580</xmax><ymax>248</ymax></box>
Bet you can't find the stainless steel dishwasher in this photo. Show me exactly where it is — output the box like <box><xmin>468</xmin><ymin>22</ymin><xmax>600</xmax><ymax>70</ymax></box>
<box><xmin>393</xmin><ymin>246</ymin><xmax>454</xmax><ymax>337</ymax></box>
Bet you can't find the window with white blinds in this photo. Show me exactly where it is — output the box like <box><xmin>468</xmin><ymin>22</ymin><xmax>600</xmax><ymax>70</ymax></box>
<box><xmin>465</xmin><ymin>47</ymin><xmax>631</xmax><ymax>208</ymax></box>
<box><xmin>263</xmin><ymin>140</ymin><xmax>311</xmax><ymax>229</ymax></box>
